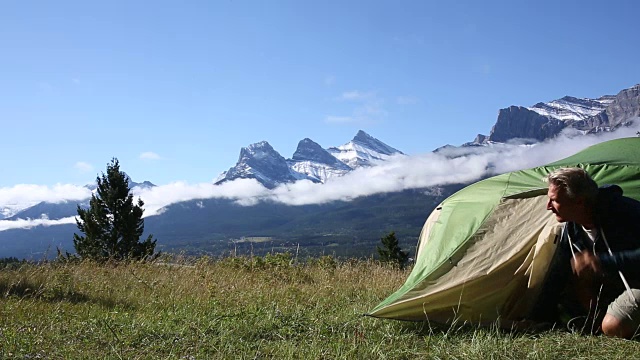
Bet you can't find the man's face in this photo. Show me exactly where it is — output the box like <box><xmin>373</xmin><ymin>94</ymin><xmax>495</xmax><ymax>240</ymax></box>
<box><xmin>547</xmin><ymin>183</ymin><xmax>585</xmax><ymax>223</ymax></box>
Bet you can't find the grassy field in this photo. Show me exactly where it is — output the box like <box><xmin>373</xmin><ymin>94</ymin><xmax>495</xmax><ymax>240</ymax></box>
<box><xmin>1</xmin><ymin>255</ymin><xmax>639</xmax><ymax>359</ymax></box>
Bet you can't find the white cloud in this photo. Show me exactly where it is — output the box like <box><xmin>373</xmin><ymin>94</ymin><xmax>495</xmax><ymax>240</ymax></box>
<box><xmin>134</xmin><ymin>178</ymin><xmax>270</xmax><ymax>216</ymax></box>
<box><xmin>353</xmin><ymin>101</ymin><xmax>386</xmax><ymax>120</ymax></box>
<box><xmin>2</xmin><ymin>125</ymin><xmax>639</xmax><ymax>231</ymax></box>
<box><xmin>0</xmin><ymin>216</ymin><xmax>76</xmax><ymax>231</ymax></box>
<box><xmin>340</xmin><ymin>90</ymin><xmax>374</xmax><ymax>101</ymax></box>
<box><xmin>0</xmin><ymin>184</ymin><xmax>91</xmax><ymax>206</ymax></box>
<box><xmin>75</xmin><ymin>162</ymin><xmax>93</xmax><ymax>172</ymax></box>
<box><xmin>329</xmin><ymin>90</ymin><xmax>385</xmax><ymax>125</ymax></box>
<box><xmin>140</xmin><ymin>151</ymin><xmax>162</xmax><ymax>160</ymax></box>
<box><xmin>396</xmin><ymin>96</ymin><xmax>419</xmax><ymax>105</ymax></box>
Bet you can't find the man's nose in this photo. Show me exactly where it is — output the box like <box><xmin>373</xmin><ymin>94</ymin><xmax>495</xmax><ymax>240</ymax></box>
<box><xmin>546</xmin><ymin>200</ymin><xmax>553</xmax><ymax>210</ymax></box>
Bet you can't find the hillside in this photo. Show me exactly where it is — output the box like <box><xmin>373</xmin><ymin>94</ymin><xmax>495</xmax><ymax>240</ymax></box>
<box><xmin>0</xmin><ymin>185</ymin><xmax>464</xmax><ymax>260</ymax></box>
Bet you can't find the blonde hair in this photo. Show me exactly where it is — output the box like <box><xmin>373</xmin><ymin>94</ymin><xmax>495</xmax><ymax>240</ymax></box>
<box><xmin>545</xmin><ymin>167</ymin><xmax>598</xmax><ymax>202</ymax></box>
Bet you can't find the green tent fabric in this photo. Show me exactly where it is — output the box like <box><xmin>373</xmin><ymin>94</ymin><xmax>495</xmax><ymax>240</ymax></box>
<box><xmin>368</xmin><ymin>137</ymin><xmax>640</xmax><ymax>324</ymax></box>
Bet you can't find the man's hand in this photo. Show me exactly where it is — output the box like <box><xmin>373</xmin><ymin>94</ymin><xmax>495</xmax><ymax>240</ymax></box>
<box><xmin>571</xmin><ymin>251</ymin><xmax>602</xmax><ymax>277</ymax></box>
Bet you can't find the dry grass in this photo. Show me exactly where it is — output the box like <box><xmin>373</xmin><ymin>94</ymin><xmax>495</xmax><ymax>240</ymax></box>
<box><xmin>1</xmin><ymin>255</ymin><xmax>639</xmax><ymax>359</ymax></box>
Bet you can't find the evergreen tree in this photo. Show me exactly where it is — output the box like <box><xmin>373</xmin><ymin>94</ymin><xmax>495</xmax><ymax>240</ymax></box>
<box><xmin>377</xmin><ymin>231</ymin><xmax>409</xmax><ymax>268</ymax></box>
<box><xmin>73</xmin><ymin>158</ymin><xmax>157</xmax><ymax>261</ymax></box>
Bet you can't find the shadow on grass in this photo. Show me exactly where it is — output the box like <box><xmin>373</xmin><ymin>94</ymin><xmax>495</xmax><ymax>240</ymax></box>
<box><xmin>0</xmin><ymin>280</ymin><xmax>131</xmax><ymax>310</ymax></box>
<box><xmin>396</xmin><ymin>318</ymin><xmax>564</xmax><ymax>338</ymax></box>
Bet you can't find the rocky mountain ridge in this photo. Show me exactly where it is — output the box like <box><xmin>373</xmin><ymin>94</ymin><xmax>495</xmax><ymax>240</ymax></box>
<box><xmin>472</xmin><ymin>84</ymin><xmax>639</xmax><ymax>144</ymax></box>
<box><xmin>215</xmin><ymin>130</ymin><xmax>404</xmax><ymax>188</ymax></box>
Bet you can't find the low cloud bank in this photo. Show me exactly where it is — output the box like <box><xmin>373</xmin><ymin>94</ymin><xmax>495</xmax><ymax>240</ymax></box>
<box><xmin>0</xmin><ymin>216</ymin><xmax>77</xmax><ymax>231</ymax></box>
<box><xmin>0</xmin><ymin>184</ymin><xmax>91</xmax><ymax>205</ymax></box>
<box><xmin>1</xmin><ymin>126</ymin><xmax>639</xmax><ymax>231</ymax></box>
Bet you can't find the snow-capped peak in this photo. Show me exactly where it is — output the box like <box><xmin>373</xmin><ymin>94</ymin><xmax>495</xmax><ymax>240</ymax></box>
<box><xmin>243</xmin><ymin>141</ymin><xmax>275</xmax><ymax>160</ymax></box>
<box><xmin>352</xmin><ymin>130</ymin><xmax>403</xmax><ymax>155</ymax></box>
<box><xmin>327</xmin><ymin>130</ymin><xmax>404</xmax><ymax>168</ymax></box>
<box><xmin>287</xmin><ymin>138</ymin><xmax>352</xmax><ymax>183</ymax></box>
<box><xmin>215</xmin><ymin>140</ymin><xmax>301</xmax><ymax>189</ymax></box>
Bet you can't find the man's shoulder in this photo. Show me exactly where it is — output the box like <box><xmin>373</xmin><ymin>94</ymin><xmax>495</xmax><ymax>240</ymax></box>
<box><xmin>598</xmin><ymin>185</ymin><xmax>640</xmax><ymax>214</ymax></box>
<box><xmin>597</xmin><ymin>194</ymin><xmax>640</xmax><ymax>234</ymax></box>
<box><xmin>619</xmin><ymin>195</ymin><xmax>640</xmax><ymax>217</ymax></box>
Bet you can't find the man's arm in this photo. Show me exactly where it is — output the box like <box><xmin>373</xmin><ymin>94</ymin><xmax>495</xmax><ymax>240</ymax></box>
<box><xmin>599</xmin><ymin>248</ymin><xmax>640</xmax><ymax>275</ymax></box>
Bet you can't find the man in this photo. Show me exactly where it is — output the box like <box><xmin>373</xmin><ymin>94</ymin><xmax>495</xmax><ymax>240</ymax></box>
<box><xmin>545</xmin><ymin>167</ymin><xmax>640</xmax><ymax>338</ymax></box>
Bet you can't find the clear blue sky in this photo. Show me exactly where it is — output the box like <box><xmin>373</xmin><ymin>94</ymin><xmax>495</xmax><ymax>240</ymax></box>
<box><xmin>2</xmin><ymin>0</ymin><xmax>639</xmax><ymax>187</ymax></box>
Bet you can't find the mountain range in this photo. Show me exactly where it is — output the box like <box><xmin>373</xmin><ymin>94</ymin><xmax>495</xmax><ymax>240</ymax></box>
<box><xmin>214</xmin><ymin>130</ymin><xmax>404</xmax><ymax>188</ymax></box>
<box><xmin>218</xmin><ymin>83</ymin><xmax>640</xmax><ymax>189</ymax></box>
<box><xmin>1</xmin><ymin>83</ymin><xmax>639</xmax><ymax>260</ymax></box>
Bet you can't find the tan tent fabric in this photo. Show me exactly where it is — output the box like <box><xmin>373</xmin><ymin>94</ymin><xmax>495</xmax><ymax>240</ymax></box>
<box><xmin>372</xmin><ymin>195</ymin><xmax>561</xmax><ymax>322</ymax></box>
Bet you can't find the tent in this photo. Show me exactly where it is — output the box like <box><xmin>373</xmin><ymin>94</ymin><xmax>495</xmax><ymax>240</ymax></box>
<box><xmin>368</xmin><ymin>137</ymin><xmax>640</xmax><ymax>325</ymax></box>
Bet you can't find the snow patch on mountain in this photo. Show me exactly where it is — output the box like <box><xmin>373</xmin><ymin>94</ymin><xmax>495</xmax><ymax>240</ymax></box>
<box><xmin>288</xmin><ymin>161</ymin><xmax>351</xmax><ymax>183</ymax></box>
<box><xmin>1</xmin><ymin>203</ymin><xmax>38</xmax><ymax>219</ymax></box>
<box><xmin>529</xmin><ymin>96</ymin><xmax>615</xmax><ymax>121</ymax></box>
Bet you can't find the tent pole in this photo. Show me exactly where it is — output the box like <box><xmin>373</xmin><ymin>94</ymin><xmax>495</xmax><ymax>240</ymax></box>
<box><xmin>600</xmin><ymin>228</ymin><xmax>637</xmax><ymax>302</ymax></box>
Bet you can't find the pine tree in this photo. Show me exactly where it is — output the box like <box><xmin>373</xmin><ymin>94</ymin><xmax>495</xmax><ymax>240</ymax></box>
<box><xmin>73</xmin><ymin>158</ymin><xmax>157</xmax><ymax>261</ymax></box>
<box><xmin>377</xmin><ymin>231</ymin><xmax>409</xmax><ymax>268</ymax></box>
